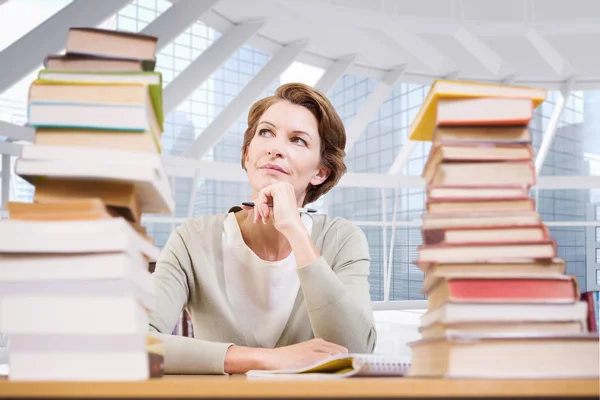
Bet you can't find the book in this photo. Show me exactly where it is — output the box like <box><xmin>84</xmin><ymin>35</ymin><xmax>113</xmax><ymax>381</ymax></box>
<box><xmin>38</xmin><ymin>70</ymin><xmax>161</xmax><ymax>85</ymax></box>
<box><xmin>29</xmin><ymin>181</ymin><xmax>141</xmax><ymax>223</ymax></box>
<box><xmin>246</xmin><ymin>354</ymin><xmax>411</xmax><ymax>378</ymax></box>
<box><xmin>0</xmin><ymin>251</ymin><xmax>150</xmax><ymax>284</ymax></box>
<box><xmin>421</xmin><ymin>210</ymin><xmax>541</xmax><ymax>229</ymax></box>
<box><xmin>424</xmin><ymin>276</ymin><xmax>580</xmax><ymax>310</ymax></box>
<box><xmin>0</xmin><ymin>296</ymin><xmax>149</xmax><ymax>335</ymax></box>
<box><xmin>16</xmin><ymin>145</ymin><xmax>174</xmax><ymax>215</ymax></box>
<box><xmin>426</xmin><ymin>161</ymin><xmax>535</xmax><ymax>186</ymax></box>
<box><xmin>34</xmin><ymin>127</ymin><xmax>160</xmax><ymax>153</ymax></box>
<box><xmin>65</xmin><ymin>28</ymin><xmax>158</xmax><ymax>69</ymax></box>
<box><xmin>426</xmin><ymin>197</ymin><xmax>535</xmax><ymax>214</ymax></box>
<box><xmin>420</xmin><ymin>302</ymin><xmax>589</xmax><ymax>327</ymax></box>
<box><xmin>28</xmin><ymin>80</ymin><xmax>163</xmax><ymax>135</ymax></box>
<box><xmin>417</xmin><ymin>241</ymin><xmax>557</xmax><ymax>263</ymax></box>
<box><xmin>408</xmin><ymin>333</ymin><xmax>599</xmax><ymax>378</ymax></box>
<box><xmin>0</xmin><ymin>218</ymin><xmax>159</xmax><ymax>260</ymax></box>
<box><xmin>409</xmin><ymin>80</ymin><xmax>546</xmax><ymax>141</ymax></box>
<box><xmin>422</xmin><ymin>224</ymin><xmax>549</xmax><ymax>245</ymax></box>
<box><xmin>44</xmin><ymin>53</ymin><xmax>154</xmax><ymax>72</ymax></box>
<box><xmin>416</xmin><ymin>258</ymin><xmax>566</xmax><ymax>277</ymax></box>
<box><xmin>419</xmin><ymin>320</ymin><xmax>586</xmax><ymax>338</ymax></box>
<box><xmin>436</xmin><ymin>97</ymin><xmax>533</xmax><ymax>126</ymax></box>
<box><xmin>433</xmin><ymin>125</ymin><xmax>532</xmax><ymax>144</ymax></box>
<box><xmin>8</xmin><ymin>334</ymin><xmax>153</xmax><ymax>381</ymax></box>
<box><xmin>426</xmin><ymin>185</ymin><xmax>528</xmax><ymax>200</ymax></box>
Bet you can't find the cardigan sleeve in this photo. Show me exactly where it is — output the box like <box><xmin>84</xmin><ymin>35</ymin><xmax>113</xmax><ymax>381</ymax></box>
<box><xmin>148</xmin><ymin>225</ymin><xmax>233</xmax><ymax>374</ymax></box>
<box><xmin>295</xmin><ymin>220</ymin><xmax>377</xmax><ymax>353</ymax></box>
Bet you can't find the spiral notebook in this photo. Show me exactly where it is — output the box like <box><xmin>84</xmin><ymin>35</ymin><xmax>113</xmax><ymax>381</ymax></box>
<box><xmin>246</xmin><ymin>354</ymin><xmax>411</xmax><ymax>379</ymax></box>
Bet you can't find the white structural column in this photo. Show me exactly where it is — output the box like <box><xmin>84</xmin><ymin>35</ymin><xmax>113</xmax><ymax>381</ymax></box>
<box><xmin>453</xmin><ymin>27</ymin><xmax>506</xmax><ymax>77</ymax></box>
<box><xmin>535</xmin><ymin>77</ymin><xmax>575</xmax><ymax>176</ymax></box>
<box><xmin>0</xmin><ymin>121</ymin><xmax>35</xmax><ymax>142</ymax></box>
<box><xmin>387</xmin><ymin>140</ymin><xmax>418</xmax><ymax>175</ymax></box>
<box><xmin>344</xmin><ymin>66</ymin><xmax>406</xmax><ymax>151</ymax></box>
<box><xmin>0</xmin><ymin>0</ymin><xmax>129</xmax><ymax>94</ymax></box>
<box><xmin>187</xmin><ymin>170</ymin><xmax>201</xmax><ymax>219</ymax></box>
<box><xmin>1</xmin><ymin>154</ymin><xmax>10</xmax><ymax>209</ymax></box>
<box><xmin>526</xmin><ymin>29</ymin><xmax>574</xmax><ymax>77</ymax></box>
<box><xmin>164</xmin><ymin>20</ymin><xmax>265</xmax><ymax>114</ymax></box>
<box><xmin>313</xmin><ymin>54</ymin><xmax>356</xmax><ymax>95</ymax></box>
<box><xmin>141</xmin><ymin>0</ymin><xmax>220</xmax><ymax>52</ymax></box>
<box><xmin>183</xmin><ymin>40</ymin><xmax>308</xmax><ymax>159</ymax></box>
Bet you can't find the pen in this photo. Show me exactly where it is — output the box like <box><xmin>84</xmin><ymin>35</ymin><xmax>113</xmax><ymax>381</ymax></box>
<box><xmin>242</xmin><ymin>202</ymin><xmax>317</xmax><ymax>213</ymax></box>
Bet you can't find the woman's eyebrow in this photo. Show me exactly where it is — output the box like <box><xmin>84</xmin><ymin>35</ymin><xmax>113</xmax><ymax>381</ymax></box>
<box><xmin>259</xmin><ymin>120</ymin><xmax>313</xmax><ymax>140</ymax></box>
<box><xmin>292</xmin><ymin>130</ymin><xmax>312</xmax><ymax>140</ymax></box>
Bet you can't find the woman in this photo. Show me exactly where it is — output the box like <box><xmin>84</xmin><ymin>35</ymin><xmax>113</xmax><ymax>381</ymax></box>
<box><xmin>150</xmin><ymin>82</ymin><xmax>376</xmax><ymax>375</ymax></box>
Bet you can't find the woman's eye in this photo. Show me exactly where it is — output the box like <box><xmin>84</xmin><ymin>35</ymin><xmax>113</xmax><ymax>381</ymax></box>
<box><xmin>259</xmin><ymin>128</ymin><xmax>273</xmax><ymax>137</ymax></box>
<box><xmin>292</xmin><ymin>137</ymin><xmax>307</xmax><ymax>146</ymax></box>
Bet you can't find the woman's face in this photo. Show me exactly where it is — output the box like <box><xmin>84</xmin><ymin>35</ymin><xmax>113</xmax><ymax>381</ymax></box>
<box><xmin>245</xmin><ymin>100</ymin><xmax>329</xmax><ymax>205</ymax></box>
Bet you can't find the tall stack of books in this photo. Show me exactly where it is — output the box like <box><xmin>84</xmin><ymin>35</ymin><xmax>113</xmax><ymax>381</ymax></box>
<box><xmin>0</xmin><ymin>28</ymin><xmax>173</xmax><ymax>381</ymax></box>
<box><xmin>407</xmin><ymin>80</ymin><xmax>599</xmax><ymax>379</ymax></box>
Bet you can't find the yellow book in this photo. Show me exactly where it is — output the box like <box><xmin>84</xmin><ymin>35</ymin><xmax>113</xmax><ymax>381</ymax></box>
<box><xmin>409</xmin><ymin>80</ymin><xmax>547</xmax><ymax>141</ymax></box>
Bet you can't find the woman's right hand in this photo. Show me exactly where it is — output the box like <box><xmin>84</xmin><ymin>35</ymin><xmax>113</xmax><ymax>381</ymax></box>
<box><xmin>262</xmin><ymin>338</ymin><xmax>348</xmax><ymax>370</ymax></box>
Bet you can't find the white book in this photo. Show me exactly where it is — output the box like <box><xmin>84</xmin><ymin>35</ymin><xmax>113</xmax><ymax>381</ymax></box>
<box><xmin>0</xmin><ymin>296</ymin><xmax>148</xmax><ymax>335</ymax></box>
<box><xmin>16</xmin><ymin>144</ymin><xmax>174</xmax><ymax>215</ymax></box>
<box><xmin>0</xmin><ymin>251</ymin><xmax>150</xmax><ymax>285</ymax></box>
<box><xmin>421</xmin><ymin>301</ymin><xmax>588</xmax><ymax>327</ymax></box>
<box><xmin>28</xmin><ymin>102</ymin><xmax>151</xmax><ymax>131</ymax></box>
<box><xmin>9</xmin><ymin>334</ymin><xmax>149</xmax><ymax>381</ymax></box>
<box><xmin>0</xmin><ymin>218</ymin><xmax>159</xmax><ymax>260</ymax></box>
<box><xmin>0</xmin><ymin>277</ymin><xmax>154</xmax><ymax>310</ymax></box>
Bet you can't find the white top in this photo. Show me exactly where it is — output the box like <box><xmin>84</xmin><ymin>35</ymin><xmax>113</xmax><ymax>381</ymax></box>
<box><xmin>222</xmin><ymin>212</ymin><xmax>313</xmax><ymax>348</ymax></box>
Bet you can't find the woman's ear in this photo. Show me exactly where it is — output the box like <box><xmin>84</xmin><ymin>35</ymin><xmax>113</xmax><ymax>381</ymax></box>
<box><xmin>310</xmin><ymin>166</ymin><xmax>330</xmax><ymax>186</ymax></box>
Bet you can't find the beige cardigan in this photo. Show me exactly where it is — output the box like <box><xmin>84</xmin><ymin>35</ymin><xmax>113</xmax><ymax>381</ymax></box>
<box><xmin>148</xmin><ymin>213</ymin><xmax>376</xmax><ymax>374</ymax></box>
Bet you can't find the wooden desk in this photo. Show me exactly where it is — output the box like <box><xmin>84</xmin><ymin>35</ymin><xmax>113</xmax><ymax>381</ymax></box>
<box><xmin>0</xmin><ymin>375</ymin><xmax>598</xmax><ymax>399</ymax></box>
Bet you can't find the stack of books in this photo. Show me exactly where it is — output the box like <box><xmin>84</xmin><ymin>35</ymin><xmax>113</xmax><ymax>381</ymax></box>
<box><xmin>407</xmin><ymin>80</ymin><xmax>599</xmax><ymax>379</ymax></box>
<box><xmin>0</xmin><ymin>28</ymin><xmax>173</xmax><ymax>381</ymax></box>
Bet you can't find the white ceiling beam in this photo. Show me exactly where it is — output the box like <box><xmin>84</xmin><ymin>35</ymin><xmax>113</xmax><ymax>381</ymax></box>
<box><xmin>1</xmin><ymin>154</ymin><xmax>10</xmax><ymax>209</ymax></box>
<box><xmin>387</xmin><ymin>140</ymin><xmax>418</xmax><ymax>175</ymax></box>
<box><xmin>344</xmin><ymin>66</ymin><xmax>405</xmax><ymax>151</ymax></box>
<box><xmin>384</xmin><ymin>26</ymin><xmax>448</xmax><ymax>74</ymax></box>
<box><xmin>535</xmin><ymin>77</ymin><xmax>575</xmax><ymax>176</ymax></box>
<box><xmin>525</xmin><ymin>29</ymin><xmax>574</xmax><ymax>77</ymax></box>
<box><xmin>0</xmin><ymin>121</ymin><xmax>35</xmax><ymax>142</ymax></box>
<box><xmin>313</xmin><ymin>54</ymin><xmax>356</xmax><ymax>95</ymax></box>
<box><xmin>161</xmin><ymin>154</ymin><xmax>424</xmax><ymax>188</ymax></box>
<box><xmin>453</xmin><ymin>27</ymin><xmax>506</xmax><ymax>77</ymax></box>
<box><xmin>182</xmin><ymin>40</ymin><xmax>308</xmax><ymax>159</ymax></box>
<box><xmin>536</xmin><ymin>176</ymin><xmax>600</xmax><ymax>190</ymax></box>
<box><xmin>502</xmin><ymin>73</ymin><xmax>519</xmax><ymax>85</ymax></box>
<box><xmin>141</xmin><ymin>0</ymin><xmax>219</xmax><ymax>52</ymax></box>
<box><xmin>163</xmin><ymin>20</ymin><xmax>265</xmax><ymax>114</ymax></box>
<box><xmin>162</xmin><ymin>154</ymin><xmax>600</xmax><ymax>191</ymax></box>
<box><xmin>0</xmin><ymin>0</ymin><xmax>129</xmax><ymax>95</ymax></box>
<box><xmin>444</xmin><ymin>70</ymin><xmax>461</xmax><ymax>80</ymax></box>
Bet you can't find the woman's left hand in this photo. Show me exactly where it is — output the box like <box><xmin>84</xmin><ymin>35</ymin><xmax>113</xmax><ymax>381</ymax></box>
<box><xmin>249</xmin><ymin>182</ymin><xmax>304</xmax><ymax>236</ymax></box>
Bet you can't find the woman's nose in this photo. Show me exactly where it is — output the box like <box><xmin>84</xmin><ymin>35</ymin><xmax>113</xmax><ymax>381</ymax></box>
<box><xmin>267</xmin><ymin>146</ymin><xmax>283</xmax><ymax>158</ymax></box>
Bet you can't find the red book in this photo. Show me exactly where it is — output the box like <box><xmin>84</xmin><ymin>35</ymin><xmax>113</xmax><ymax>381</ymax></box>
<box><xmin>425</xmin><ymin>276</ymin><xmax>579</xmax><ymax>310</ymax></box>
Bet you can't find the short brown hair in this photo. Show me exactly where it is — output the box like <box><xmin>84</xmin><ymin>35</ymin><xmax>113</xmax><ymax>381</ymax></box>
<box><xmin>241</xmin><ymin>82</ymin><xmax>347</xmax><ymax>206</ymax></box>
